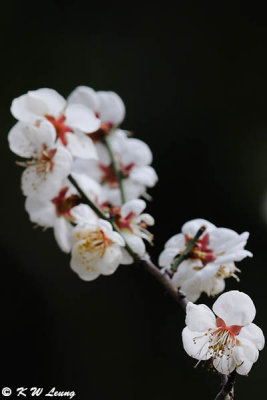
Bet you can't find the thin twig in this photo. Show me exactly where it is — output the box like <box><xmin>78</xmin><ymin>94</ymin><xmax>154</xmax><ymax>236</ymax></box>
<box><xmin>171</xmin><ymin>226</ymin><xmax>206</xmax><ymax>272</ymax></box>
<box><xmin>68</xmin><ymin>173</ymin><xmax>236</xmax><ymax>400</ymax></box>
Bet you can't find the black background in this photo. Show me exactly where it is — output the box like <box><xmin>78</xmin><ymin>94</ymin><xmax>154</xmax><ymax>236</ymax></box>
<box><xmin>1</xmin><ymin>1</ymin><xmax>267</xmax><ymax>399</ymax></box>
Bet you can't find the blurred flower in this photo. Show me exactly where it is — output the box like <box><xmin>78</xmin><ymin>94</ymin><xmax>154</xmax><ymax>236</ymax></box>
<box><xmin>182</xmin><ymin>290</ymin><xmax>265</xmax><ymax>375</ymax></box>
<box><xmin>73</xmin><ymin>129</ymin><xmax>158</xmax><ymax>205</ymax></box>
<box><xmin>68</xmin><ymin>86</ymin><xmax>125</xmax><ymax>140</ymax></box>
<box><xmin>159</xmin><ymin>219</ymin><xmax>252</xmax><ymax>301</ymax></box>
<box><xmin>70</xmin><ymin>219</ymin><xmax>125</xmax><ymax>281</ymax></box>
<box><xmin>8</xmin><ymin>120</ymin><xmax>72</xmax><ymax>199</ymax></box>
<box><xmin>102</xmin><ymin>198</ymin><xmax>154</xmax><ymax>263</ymax></box>
<box><xmin>11</xmin><ymin>88</ymin><xmax>100</xmax><ymax>159</ymax></box>
<box><xmin>25</xmin><ymin>175</ymin><xmax>100</xmax><ymax>253</ymax></box>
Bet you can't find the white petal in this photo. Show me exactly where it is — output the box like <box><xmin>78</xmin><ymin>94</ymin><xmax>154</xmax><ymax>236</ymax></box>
<box><xmin>95</xmin><ymin>141</ymin><xmax>110</xmax><ymax>165</ymax></box>
<box><xmin>196</xmin><ymin>262</ymin><xmax>220</xmax><ymax>282</ymax></box>
<box><xmin>54</xmin><ymin>217</ymin><xmax>73</xmax><ymax>253</ymax></box>
<box><xmin>30</xmin><ymin>88</ymin><xmax>66</xmax><ymax>117</ymax></box>
<box><xmin>67</xmin><ymin>86</ymin><xmax>99</xmax><ymax>112</ymax></box>
<box><xmin>109</xmin><ymin>129</ymin><xmax>127</xmax><ymax>144</ymax></box>
<box><xmin>98</xmin><ymin>219</ymin><xmax>113</xmax><ymax>233</ymax></box>
<box><xmin>216</xmin><ymin>250</ymin><xmax>252</xmax><ymax>264</ymax></box>
<box><xmin>120</xmin><ymin>248</ymin><xmax>133</xmax><ymax>265</ymax></box>
<box><xmin>52</xmin><ymin>145</ymin><xmax>73</xmax><ymax>180</ymax></box>
<box><xmin>172</xmin><ymin>259</ymin><xmax>201</xmax><ymax>288</ymax></box>
<box><xmin>177</xmin><ymin>262</ymin><xmax>219</xmax><ymax>301</ymax></box>
<box><xmin>185</xmin><ymin>302</ymin><xmax>216</xmax><ymax>332</ymax></box>
<box><xmin>139</xmin><ymin>213</ymin><xmax>154</xmax><ymax>226</ymax></box>
<box><xmin>65</xmin><ymin>104</ymin><xmax>100</xmax><ymax>133</ymax></box>
<box><xmin>11</xmin><ymin>92</ymin><xmax>48</xmax><ymax>122</ymax></box>
<box><xmin>213</xmin><ymin>355</ymin><xmax>236</xmax><ymax>374</ymax></box>
<box><xmin>97</xmin><ymin>90</ymin><xmax>125</xmax><ymax>125</ymax></box>
<box><xmin>72</xmin><ymin>223</ymin><xmax>97</xmax><ymax>244</ymax></box>
<box><xmin>129</xmin><ymin>165</ymin><xmax>158</xmax><ymax>187</ymax></box>
<box><xmin>182</xmin><ymin>219</ymin><xmax>216</xmax><ymax>236</ymax></box>
<box><xmin>97</xmin><ymin>245</ymin><xmax>122</xmax><ymax>275</ymax></box>
<box><xmin>8</xmin><ymin>120</ymin><xmax>56</xmax><ymax>157</ymax></box>
<box><xmin>70</xmin><ymin>240</ymin><xmax>100</xmax><ymax>281</ymax></box>
<box><xmin>210</xmin><ymin>228</ymin><xmax>252</xmax><ymax>261</ymax></box>
<box><xmin>123</xmin><ymin>180</ymin><xmax>146</xmax><ymax>201</ymax></box>
<box><xmin>25</xmin><ymin>196</ymin><xmax>55</xmax><ymax>226</ymax></box>
<box><xmin>72</xmin><ymin>159</ymin><xmax>102</xmax><ymax>182</ymax></box>
<box><xmin>121</xmin><ymin>199</ymin><xmax>146</xmax><ymax>218</ymax></box>
<box><xmin>100</xmin><ymin>180</ymin><xmax>146</xmax><ymax>206</ymax></box>
<box><xmin>158</xmin><ymin>248</ymin><xmax>180</xmax><ymax>268</ymax></box>
<box><xmin>233</xmin><ymin>337</ymin><xmax>259</xmax><ymax>375</ymax></box>
<box><xmin>21</xmin><ymin>167</ymin><xmax>63</xmax><ymax>199</ymax></box>
<box><xmin>165</xmin><ymin>233</ymin><xmax>185</xmax><ymax>249</ymax></box>
<box><xmin>212</xmin><ymin>291</ymin><xmax>256</xmax><ymax>326</ymax></box>
<box><xmin>121</xmin><ymin>232</ymin><xmax>146</xmax><ymax>260</ymax></box>
<box><xmin>180</xmin><ymin>278</ymin><xmax>202</xmax><ymax>302</ymax></box>
<box><xmin>22</xmin><ymin>146</ymin><xmax>72</xmax><ymax>199</ymax></box>
<box><xmin>71</xmin><ymin>204</ymin><xmax>98</xmax><ymax>225</ymax></box>
<box><xmin>182</xmin><ymin>327</ymin><xmax>212</xmax><ymax>361</ymax></box>
<box><xmin>70</xmin><ymin>172</ymin><xmax>101</xmax><ymax>201</ymax></box>
<box><xmin>239</xmin><ymin>323</ymin><xmax>265</xmax><ymax>350</ymax></box>
<box><xmin>121</xmin><ymin>138</ymin><xmax>152</xmax><ymax>166</ymax></box>
<box><xmin>65</xmin><ymin>132</ymin><xmax>98</xmax><ymax>159</ymax></box>
<box><xmin>235</xmin><ymin>360</ymin><xmax>254</xmax><ymax>375</ymax></box>
<box><xmin>202</xmin><ymin>277</ymin><xmax>225</xmax><ymax>297</ymax></box>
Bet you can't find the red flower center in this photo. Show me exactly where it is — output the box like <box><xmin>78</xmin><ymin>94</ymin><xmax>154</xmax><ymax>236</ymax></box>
<box><xmin>215</xmin><ymin>317</ymin><xmax>242</xmax><ymax>339</ymax></box>
<box><xmin>89</xmin><ymin>121</ymin><xmax>114</xmax><ymax>142</ymax></box>
<box><xmin>186</xmin><ymin>233</ymin><xmax>216</xmax><ymax>265</ymax></box>
<box><xmin>100</xmin><ymin>204</ymin><xmax>135</xmax><ymax>232</ymax></box>
<box><xmin>51</xmin><ymin>187</ymin><xmax>81</xmax><ymax>218</ymax></box>
<box><xmin>46</xmin><ymin>115</ymin><xmax>73</xmax><ymax>146</ymax></box>
<box><xmin>99</xmin><ymin>162</ymin><xmax>135</xmax><ymax>188</ymax></box>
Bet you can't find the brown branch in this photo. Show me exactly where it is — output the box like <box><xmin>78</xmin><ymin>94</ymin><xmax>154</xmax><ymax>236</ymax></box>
<box><xmin>215</xmin><ymin>371</ymin><xmax>236</xmax><ymax>400</ymax></box>
<box><xmin>135</xmin><ymin>253</ymin><xmax>188</xmax><ymax>311</ymax></box>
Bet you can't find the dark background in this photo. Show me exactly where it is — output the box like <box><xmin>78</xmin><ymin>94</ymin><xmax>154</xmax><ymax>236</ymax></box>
<box><xmin>1</xmin><ymin>1</ymin><xmax>267</xmax><ymax>399</ymax></box>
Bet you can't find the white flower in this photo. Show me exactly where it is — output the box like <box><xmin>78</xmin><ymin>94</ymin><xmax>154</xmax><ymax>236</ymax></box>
<box><xmin>70</xmin><ymin>219</ymin><xmax>125</xmax><ymax>281</ymax></box>
<box><xmin>25</xmin><ymin>175</ymin><xmax>100</xmax><ymax>253</ymax></box>
<box><xmin>72</xmin><ymin>129</ymin><xmax>158</xmax><ymax>205</ymax></box>
<box><xmin>159</xmin><ymin>218</ymin><xmax>252</xmax><ymax>302</ymax></box>
<box><xmin>102</xmin><ymin>199</ymin><xmax>154</xmax><ymax>264</ymax></box>
<box><xmin>182</xmin><ymin>290</ymin><xmax>265</xmax><ymax>375</ymax></box>
<box><xmin>68</xmin><ymin>86</ymin><xmax>125</xmax><ymax>140</ymax></box>
<box><xmin>8</xmin><ymin>120</ymin><xmax>73</xmax><ymax>199</ymax></box>
<box><xmin>11</xmin><ymin>88</ymin><xmax>100</xmax><ymax>159</ymax></box>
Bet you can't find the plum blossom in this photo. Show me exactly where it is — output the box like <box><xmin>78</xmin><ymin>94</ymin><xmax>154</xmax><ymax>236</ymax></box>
<box><xmin>102</xmin><ymin>199</ymin><xmax>154</xmax><ymax>263</ymax></box>
<box><xmin>182</xmin><ymin>290</ymin><xmax>265</xmax><ymax>375</ymax></box>
<box><xmin>11</xmin><ymin>88</ymin><xmax>100</xmax><ymax>159</ymax></box>
<box><xmin>70</xmin><ymin>219</ymin><xmax>125</xmax><ymax>281</ymax></box>
<box><xmin>8</xmin><ymin>120</ymin><xmax>72</xmax><ymax>199</ymax></box>
<box><xmin>159</xmin><ymin>219</ymin><xmax>252</xmax><ymax>302</ymax></box>
<box><xmin>25</xmin><ymin>174</ymin><xmax>101</xmax><ymax>253</ymax></box>
<box><xmin>68</xmin><ymin>86</ymin><xmax>125</xmax><ymax>141</ymax></box>
<box><xmin>73</xmin><ymin>129</ymin><xmax>158</xmax><ymax>205</ymax></box>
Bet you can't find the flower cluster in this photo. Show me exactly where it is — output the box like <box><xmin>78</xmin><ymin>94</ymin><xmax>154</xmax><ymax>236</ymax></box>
<box><xmin>159</xmin><ymin>218</ymin><xmax>252</xmax><ymax>302</ymax></box>
<box><xmin>8</xmin><ymin>87</ymin><xmax>157</xmax><ymax>280</ymax></box>
<box><xmin>8</xmin><ymin>86</ymin><xmax>264</xmax><ymax>382</ymax></box>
